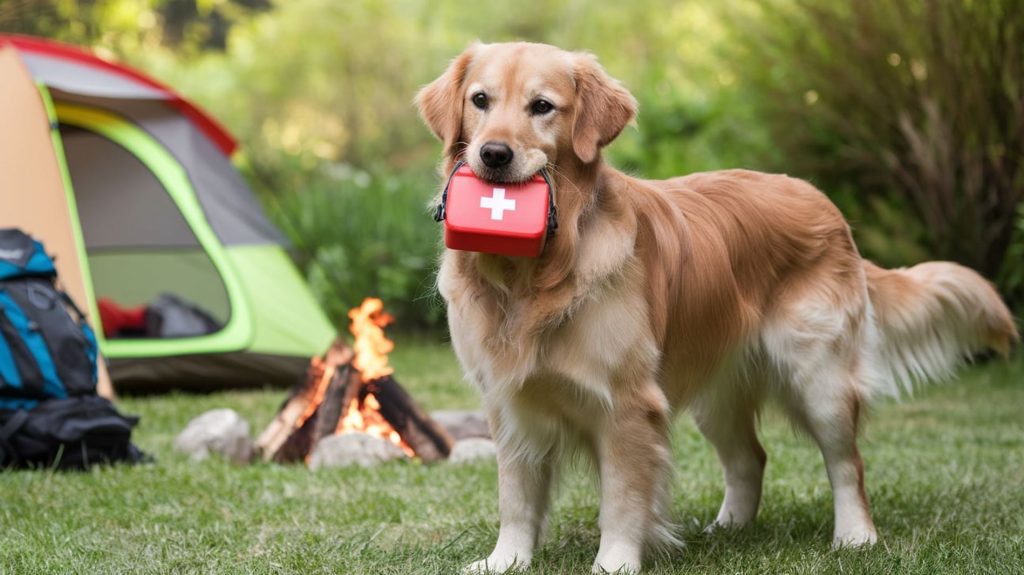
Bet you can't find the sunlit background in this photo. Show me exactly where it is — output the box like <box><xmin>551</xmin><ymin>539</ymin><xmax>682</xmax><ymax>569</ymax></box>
<box><xmin>5</xmin><ymin>0</ymin><xmax>1022</xmax><ymax>331</ymax></box>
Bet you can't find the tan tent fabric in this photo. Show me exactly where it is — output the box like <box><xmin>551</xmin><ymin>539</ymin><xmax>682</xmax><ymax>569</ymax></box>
<box><xmin>0</xmin><ymin>45</ymin><xmax>114</xmax><ymax>399</ymax></box>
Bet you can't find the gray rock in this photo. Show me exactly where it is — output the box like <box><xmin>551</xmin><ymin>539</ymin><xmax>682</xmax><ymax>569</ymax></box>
<box><xmin>447</xmin><ymin>438</ymin><xmax>497</xmax><ymax>464</ymax></box>
<box><xmin>308</xmin><ymin>432</ymin><xmax>407</xmax><ymax>469</ymax></box>
<box><xmin>431</xmin><ymin>410</ymin><xmax>491</xmax><ymax>440</ymax></box>
<box><xmin>174</xmin><ymin>408</ymin><xmax>253</xmax><ymax>464</ymax></box>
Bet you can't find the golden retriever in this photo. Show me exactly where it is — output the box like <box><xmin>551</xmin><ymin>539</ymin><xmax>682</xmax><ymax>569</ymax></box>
<box><xmin>416</xmin><ymin>42</ymin><xmax>1018</xmax><ymax>574</ymax></box>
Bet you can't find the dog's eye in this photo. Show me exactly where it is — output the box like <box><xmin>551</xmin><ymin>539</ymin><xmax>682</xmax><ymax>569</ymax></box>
<box><xmin>531</xmin><ymin>99</ymin><xmax>554</xmax><ymax>115</ymax></box>
<box><xmin>471</xmin><ymin>92</ymin><xmax>489</xmax><ymax>110</ymax></box>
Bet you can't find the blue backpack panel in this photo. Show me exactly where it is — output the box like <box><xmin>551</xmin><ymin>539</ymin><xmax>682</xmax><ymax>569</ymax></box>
<box><xmin>0</xmin><ymin>228</ymin><xmax>98</xmax><ymax>411</ymax></box>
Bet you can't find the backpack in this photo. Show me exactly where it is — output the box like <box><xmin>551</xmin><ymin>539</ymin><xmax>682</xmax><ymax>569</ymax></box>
<box><xmin>0</xmin><ymin>228</ymin><xmax>146</xmax><ymax>469</ymax></box>
<box><xmin>0</xmin><ymin>396</ymin><xmax>146</xmax><ymax>469</ymax></box>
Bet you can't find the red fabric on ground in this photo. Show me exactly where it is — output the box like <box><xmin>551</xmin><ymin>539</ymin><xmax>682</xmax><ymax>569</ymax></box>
<box><xmin>98</xmin><ymin>298</ymin><xmax>147</xmax><ymax>337</ymax></box>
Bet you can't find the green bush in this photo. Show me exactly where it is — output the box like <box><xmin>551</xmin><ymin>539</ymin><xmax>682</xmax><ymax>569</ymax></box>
<box><xmin>14</xmin><ymin>0</ymin><xmax>1019</xmax><ymax>321</ymax></box>
<box><xmin>248</xmin><ymin>157</ymin><xmax>445</xmax><ymax>332</ymax></box>
<box><xmin>727</xmin><ymin>0</ymin><xmax>1024</xmax><ymax>304</ymax></box>
<box><xmin>998</xmin><ymin>204</ymin><xmax>1024</xmax><ymax>314</ymax></box>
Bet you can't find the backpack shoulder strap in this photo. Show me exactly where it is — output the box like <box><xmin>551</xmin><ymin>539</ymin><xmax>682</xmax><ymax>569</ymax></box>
<box><xmin>57</xmin><ymin>291</ymin><xmax>88</xmax><ymax>322</ymax></box>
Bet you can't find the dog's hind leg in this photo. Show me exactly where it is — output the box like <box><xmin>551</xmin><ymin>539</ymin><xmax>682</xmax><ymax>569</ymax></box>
<box><xmin>763</xmin><ymin>287</ymin><xmax>879</xmax><ymax>547</ymax></box>
<box><xmin>779</xmin><ymin>368</ymin><xmax>876</xmax><ymax>548</ymax></box>
<box><xmin>592</xmin><ymin>384</ymin><xmax>677</xmax><ymax>574</ymax></box>
<box><xmin>767</xmin><ymin>310</ymin><xmax>878</xmax><ymax>548</ymax></box>
<box><xmin>691</xmin><ymin>384</ymin><xmax>766</xmax><ymax>529</ymax></box>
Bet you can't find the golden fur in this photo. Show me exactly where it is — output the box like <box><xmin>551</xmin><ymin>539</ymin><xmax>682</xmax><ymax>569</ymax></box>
<box><xmin>416</xmin><ymin>42</ymin><xmax>1018</xmax><ymax>574</ymax></box>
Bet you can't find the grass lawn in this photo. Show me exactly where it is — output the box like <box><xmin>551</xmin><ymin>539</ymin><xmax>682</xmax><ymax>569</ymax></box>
<box><xmin>2</xmin><ymin>335</ymin><xmax>1022</xmax><ymax>574</ymax></box>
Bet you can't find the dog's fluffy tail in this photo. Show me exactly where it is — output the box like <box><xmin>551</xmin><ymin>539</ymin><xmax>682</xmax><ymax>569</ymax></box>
<box><xmin>863</xmin><ymin>260</ymin><xmax>1018</xmax><ymax>397</ymax></box>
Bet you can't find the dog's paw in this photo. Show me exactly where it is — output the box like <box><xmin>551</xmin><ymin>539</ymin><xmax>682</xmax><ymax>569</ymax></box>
<box><xmin>591</xmin><ymin>544</ymin><xmax>641</xmax><ymax>574</ymax></box>
<box><xmin>462</xmin><ymin>554</ymin><xmax>530</xmax><ymax>574</ymax></box>
<box><xmin>591</xmin><ymin>559</ymin><xmax>641</xmax><ymax>574</ymax></box>
<box><xmin>703</xmin><ymin>517</ymin><xmax>751</xmax><ymax>535</ymax></box>
<box><xmin>831</xmin><ymin>527</ymin><xmax>878</xmax><ymax>549</ymax></box>
<box><xmin>702</xmin><ymin>520</ymin><xmax>731</xmax><ymax>535</ymax></box>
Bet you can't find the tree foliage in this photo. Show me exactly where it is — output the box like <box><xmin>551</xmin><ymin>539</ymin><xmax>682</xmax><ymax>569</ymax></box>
<box><xmin>727</xmin><ymin>0</ymin><xmax>1024</xmax><ymax>283</ymax></box>
<box><xmin>3</xmin><ymin>0</ymin><xmax>1021</xmax><ymax>325</ymax></box>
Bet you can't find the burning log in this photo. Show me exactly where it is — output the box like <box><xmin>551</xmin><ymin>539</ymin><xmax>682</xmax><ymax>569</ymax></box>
<box><xmin>311</xmin><ymin>363</ymin><xmax>357</xmax><ymax>446</ymax></box>
<box><xmin>256</xmin><ymin>299</ymin><xmax>454</xmax><ymax>464</ymax></box>
<box><xmin>365</xmin><ymin>375</ymin><xmax>452</xmax><ymax>462</ymax></box>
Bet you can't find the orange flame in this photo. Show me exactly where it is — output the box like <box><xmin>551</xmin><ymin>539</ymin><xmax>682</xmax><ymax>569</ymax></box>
<box><xmin>348</xmin><ymin>297</ymin><xmax>395</xmax><ymax>382</ymax></box>
<box><xmin>336</xmin><ymin>393</ymin><xmax>415</xmax><ymax>457</ymax></box>
<box><xmin>334</xmin><ymin>298</ymin><xmax>413</xmax><ymax>456</ymax></box>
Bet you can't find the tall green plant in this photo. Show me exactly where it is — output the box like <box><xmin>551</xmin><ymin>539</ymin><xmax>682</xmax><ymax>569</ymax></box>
<box><xmin>256</xmin><ymin>160</ymin><xmax>445</xmax><ymax>331</ymax></box>
<box><xmin>728</xmin><ymin>0</ymin><xmax>1024</xmax><ymax>298</ymax></box>
<box><xmin>998</xmin><ymin>204</ymin><xmax>1024</xmax><ymax>313</ymax></box>
<box><xmin>6</xmin><ymin>0</ymin><xmax>786</xmax><ymax>329</ymax></box>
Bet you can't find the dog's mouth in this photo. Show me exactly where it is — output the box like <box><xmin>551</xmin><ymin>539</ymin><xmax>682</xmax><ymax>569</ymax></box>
<box><xmin>470</xmin><ymin>165</ymin><xmax>538</xmax><ymax>185</ymax></box>
<box><xmin>465</xmin><ymin>153</ymin><xmax>550</xmax><ymax>185</ymax></box>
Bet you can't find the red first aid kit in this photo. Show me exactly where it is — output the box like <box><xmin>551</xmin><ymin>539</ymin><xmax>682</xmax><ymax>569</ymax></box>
<box><xmin>435</xmin><ymin>162</ymin><xmax>558</xmax><ymax>258</ymax></box>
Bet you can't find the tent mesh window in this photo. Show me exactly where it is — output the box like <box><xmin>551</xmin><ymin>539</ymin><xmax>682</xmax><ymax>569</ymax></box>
<box><xmin>59</xmin><ymin>124</ymin><xmax>230</xmax><ymax>336</ymax></box>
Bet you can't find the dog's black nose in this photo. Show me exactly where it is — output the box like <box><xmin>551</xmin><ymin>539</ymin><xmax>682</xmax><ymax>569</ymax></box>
<box><xmin>480</xmin><ymin>142</ymin><xmax>514</xmax><ymax>168</ymax></box>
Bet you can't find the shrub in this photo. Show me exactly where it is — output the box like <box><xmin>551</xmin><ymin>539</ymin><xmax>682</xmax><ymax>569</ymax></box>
<box><xmin>246</xmin><ymin>156</ymin><xmax>445</xmax><ymax>331</ymax></box>
<box><xmin>728</xmin><ymin>0</ymin><xmax>1024</xmax><ymax>302</ymax></box>
<box><xmin>998</xmin><ymin>204</ymin><xmax>1024</xmax><ymax>313</ymax></box>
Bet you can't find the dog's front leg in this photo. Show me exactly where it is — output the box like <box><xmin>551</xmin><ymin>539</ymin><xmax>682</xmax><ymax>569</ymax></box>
<box><xmin>464</xmin><ymin>444</ymin><xmax>555</xmax><ymax>574</ymax></box>
<box><xmin>593</xmin><ymin>387</ymin><xmax>674</xmax><ymax>574</ymax></box>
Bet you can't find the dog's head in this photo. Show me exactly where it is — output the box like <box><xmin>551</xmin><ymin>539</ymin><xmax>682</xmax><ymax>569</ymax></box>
<box><xmin>417</xmin><ymin>42</ymin><xmax>636</xmax><ymax>183</ymax></box>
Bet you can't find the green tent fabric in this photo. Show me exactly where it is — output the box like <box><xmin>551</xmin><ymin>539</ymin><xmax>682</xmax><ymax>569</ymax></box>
<box><xmin>0</xmin><ymin>34</ymin><xmax>336</xmax><ymax>391</ymax></box>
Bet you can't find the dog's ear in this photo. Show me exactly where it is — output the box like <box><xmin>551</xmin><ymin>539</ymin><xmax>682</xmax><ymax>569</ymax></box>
<box><xmin>416</xmin><ymin>45</ymin><xmax>478</xmax><ymax>157</ymax></box>
<box><xmin>571</xmin><ymin>53</ymin><xmax>637</xmax><ymax>164</ymax></box>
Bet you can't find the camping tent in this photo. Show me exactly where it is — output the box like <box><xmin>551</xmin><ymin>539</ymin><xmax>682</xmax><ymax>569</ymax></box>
<box><xmin>0</xmin><ymin>35</ymin><xmax>335</xmax><ymax>391</ymax></box>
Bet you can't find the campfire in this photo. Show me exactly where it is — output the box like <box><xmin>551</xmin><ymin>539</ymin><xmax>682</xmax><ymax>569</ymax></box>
<box><xmin>256</xmin><ymin>298</ymin><xmax>453</xmax><ymax>464</ymax></box>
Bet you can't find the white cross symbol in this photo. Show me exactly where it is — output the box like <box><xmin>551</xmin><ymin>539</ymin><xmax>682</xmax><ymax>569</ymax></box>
<box><xmin>480</xmin><ymin>188</ymin><xmax>516</xmax><ymax>221</ymax></box>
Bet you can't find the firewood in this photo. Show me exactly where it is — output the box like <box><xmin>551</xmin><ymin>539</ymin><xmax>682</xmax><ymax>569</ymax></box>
<box><xmin>310</xmin><ymin>364</ymin><xmax>357</xmax><ymax>447</ymax></box>
<box><xmin>255</xmin><ymin>364</ymin><xmax>319</xmax><ymax>461</ymax></box>
<box><xmin>256</xmin><ymin>340</ymin><xmax>353</xmax><ymax>461</ymax></box>
<box><xmin>257</xmin><ymin>338</ymin><xmax>455</xmax><ymax>465</ymax></box>
<box><xmin>369</xmin><ymin>376</ymin><xmax>454</xmax><ymax>462</ymax></box>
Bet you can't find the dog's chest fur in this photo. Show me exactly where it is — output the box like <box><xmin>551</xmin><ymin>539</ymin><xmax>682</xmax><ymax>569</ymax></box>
<box><xmin>438</xmin><ymin>205</ymin><xmax>659</xmax><ymax>420</ymax></box>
